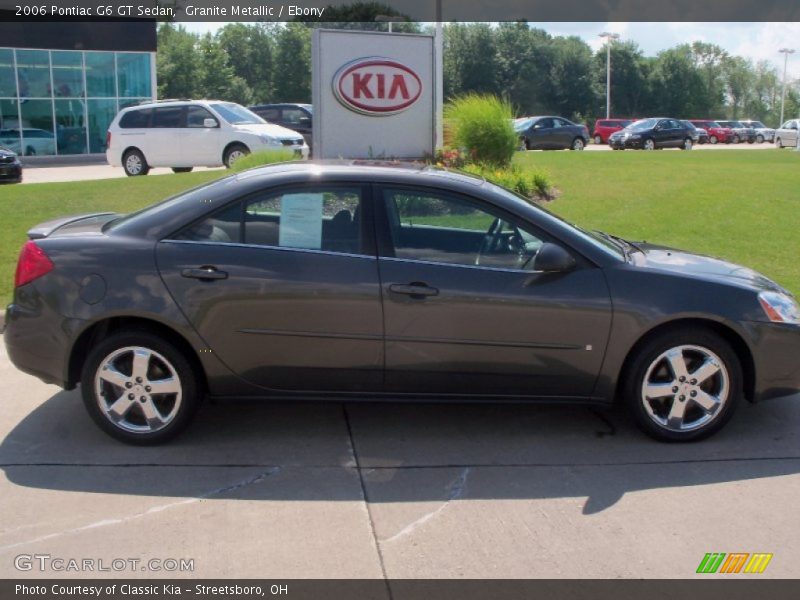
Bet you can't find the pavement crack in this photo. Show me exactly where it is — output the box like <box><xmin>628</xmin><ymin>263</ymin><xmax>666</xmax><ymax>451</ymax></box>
<box><xmin>0</xmin><ymin>467</ymin><xmax>280</xmax><ymax>552</ymax></box>
<box><xmin>342</xmin><ymin>404</ymin><xmax>393</xmax><ymax>600</ymax></box>
<box><xmin>382</xmin><ymin>466</ymin><xmax>470</xmax><ymax>544</ymax></box>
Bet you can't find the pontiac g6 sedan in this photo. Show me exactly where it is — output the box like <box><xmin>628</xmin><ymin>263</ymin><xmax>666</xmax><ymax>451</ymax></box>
<box><xmin>5</xmin><ymin>163</ymin><xmax>800</xmax><ymax>444</ymax></box>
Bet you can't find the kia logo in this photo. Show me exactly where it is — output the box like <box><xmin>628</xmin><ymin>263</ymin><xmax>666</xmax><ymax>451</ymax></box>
<box><xmin>333</xmin><ymin>57</ymin><xmax>423</xmax><ymax>116</ymax></box>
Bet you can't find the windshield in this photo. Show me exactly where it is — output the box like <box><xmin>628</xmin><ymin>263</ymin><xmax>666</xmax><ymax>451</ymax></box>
<box><xmin>209</xmin><ymin>102</ymin><xmax>264</xmax><ymax>125</ymax></box>
<box><xmin>628</xmin><ymin>118</ymin><xmax>657</xmax><ymax>131</ymax></box>
<box><xmin>728</xmin><ymin>121</ymin><xmax>743</xmax><ymax>128</ymax></box>
<box><xmin>513</xmin><ymin>117</ymin><xmax>535</xmax><ymax>132</ymax></box>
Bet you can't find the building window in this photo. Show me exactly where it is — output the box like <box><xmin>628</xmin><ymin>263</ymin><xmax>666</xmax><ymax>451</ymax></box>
<box><xmin>85</xmin><ymin>52</ymin><xmax>116</xmax><ymax>98</ymax></box>
<box><xmin>0</xmin><ymin>49</ymin><xmax>16</xmax><ymax>97</ymax></box>
<box><xmin>116</xmin><ymin>52</ymin><xmax>151</xmax><ymax>99</ymax></box>
<box><xmin>87</xmin><ymin>98</ymin><xmax>116</xmax><ymax>153</ymax></box>
<box><xmin>55</xmin><ymin>98</ymin><xmax>87</xmax><ymax>154</ymax></box>
<box><xmin>16</xmin><ymin>49</ymin><xmax>50</xmax><ymax>98</ymax></box>
<box><xmin>52</xmin><ymin>51</ymin><xmax>84</xmax><ymax>98</ymax></box>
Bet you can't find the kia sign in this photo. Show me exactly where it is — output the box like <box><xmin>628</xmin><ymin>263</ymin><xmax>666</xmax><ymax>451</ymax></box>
<box><xmin>313</xmin><ymin>30</ymin><xmax>435</xmax><ymax>159</ymax></box>
<box><xmin>333</xmin><ymin>57</ymin><xmax>423</xmax><ymax>116</ymax></box>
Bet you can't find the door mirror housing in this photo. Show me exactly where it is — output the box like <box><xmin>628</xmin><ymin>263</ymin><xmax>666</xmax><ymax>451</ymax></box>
<box><xmin>203</xmin><ymin>118</ymin><xmax>219</xmax><ymax>128</ymax></box>
<box><xmin>533</xmin><ymin>243</ymin><xmax>576</xmax><ymax>273</ymax></box>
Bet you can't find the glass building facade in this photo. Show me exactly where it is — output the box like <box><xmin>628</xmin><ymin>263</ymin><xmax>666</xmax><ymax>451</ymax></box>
<box><xmin>0</xmin><ymin>48</ymin><xmax>155</xmax><ymax>156</ymax></box>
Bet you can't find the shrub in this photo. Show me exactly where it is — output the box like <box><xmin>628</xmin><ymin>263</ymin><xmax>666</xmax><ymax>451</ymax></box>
<box><xmin>461</xmin><ymin>163</ymin><xmax>551</xmax><ymax>201</ymax></box>
<box><xmin>443</xmin><ymin>94</ymin><xmax>517</xmax><ymax>167</ymax></box>
<box><xmin>231</xmin><ymin>149</ymin><xmax>296</xmax><ymax>172</ymax></box>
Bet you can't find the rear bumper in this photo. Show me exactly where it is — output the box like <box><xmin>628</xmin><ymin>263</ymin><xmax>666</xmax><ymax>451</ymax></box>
<box><xmin>747</xmin><ymin>321</ymin><xmax>800</xmax><ymax>402</ymax></box>
<box><xmin>4</xmin><ymin>299</ymin><xmax>80</xmax><ymax>389</ymax></box>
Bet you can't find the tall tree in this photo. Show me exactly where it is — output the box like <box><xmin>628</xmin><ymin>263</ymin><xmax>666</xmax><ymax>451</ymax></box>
<box><xmin>273</xmin><ymin>23</ymin><xmax>312</xmax><ymax>102</ymax></box>
<box><xmin>197</xmin><ymin>33</ymin><xmax>245</xmax><ymax>102</ymax></box>
<box><xmin>217</xmin><ymin>23</ymin><xmax>275</xmax><ymax>103</ymax></box>
<box><xmin>594</xmin><ymin>40</ymin><xmax>649</xmax><ymax>118</ymax></box>
<box><xmin>156</xmin><ymin>23</ymin><xmax>200</xmax><ymax>99</ymax></box>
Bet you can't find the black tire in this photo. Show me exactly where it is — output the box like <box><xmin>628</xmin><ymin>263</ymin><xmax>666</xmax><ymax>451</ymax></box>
<box><xmin>756</xmin><ymin>135</ymin><xmax>764</xmax><ymax>144</ymax></box>
<box><xmin>681</xmin><ymin>138</ymin><xmax>693</xmax><ymax>150</ymax></box>
<box><xmin>643</xmin><ymin>138</ymin><xmax>656</xmax><ymax>150</ymax></box>
<box><xmin>518</xmin><ymin>137</ymin><xmax>529</xmax><ymax>151</ymax></box>
<box><xmin>172</xmin><ymin>167</ymin><xmax>193</xmax><ymax>173</ymax></box>
<box><xmin>623</xmin><ymin>327</ymin><xmax>741</xmax><ymax>442</ymax></box>
<box><xmin>223</xmin><ymin>143</ymin><xmax>249</xmax><ymax>168</ymax></box>
<box><xmin>571</xmin><ymin>137</ymin><xmax>585</xmax><ymax>151</ymax></box>
<box><xmin>80</xmin><ymin>330</ymin><xmax>201</xmax><ymax>445</ymax></box>
<box><xmin>123</xmin><ymin>148</ymin><xmax>149</xmax><ymax>176</ymax></box>
<box><xmin>594</xmin><ymin>135</ymin><xmax>602</xmax><ymax>145</ymax></box>
<box><xmin>775</xmin><ymin>137</ymin><xmax>784</xmax><ymax>148</ymax></box>
<box><xmin>732</xmin><ymin>135</ymin><xmax>740</xmax><ymax>144</ymax></box>
<box><xmin>709</xmin><ymin>135</ymin><xmax>718</xmax><ymax>144</ymax></box>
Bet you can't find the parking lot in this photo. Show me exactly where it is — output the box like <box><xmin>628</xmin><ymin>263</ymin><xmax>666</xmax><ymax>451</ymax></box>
<box><xmin>1</xmin><ymin>335</ymin><xmax>798</xmax><ymax>580</ymax></box>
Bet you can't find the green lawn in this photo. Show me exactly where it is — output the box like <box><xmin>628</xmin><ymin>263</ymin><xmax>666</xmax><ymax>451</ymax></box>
<box><xmin>0</xmin><ymin>149</ymin><xmax>798</xmax><ymax>306</ymax></box>
<box><xmin>517</xmin><ymin>149</ymin><xmax>800</xmax><ymax>296</ymax></box>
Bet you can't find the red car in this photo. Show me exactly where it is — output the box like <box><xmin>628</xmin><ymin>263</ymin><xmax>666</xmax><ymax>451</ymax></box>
<box><xmin>689</xmin><ymin>120</ymin><xmax>731</xmax><ymax>144</ymax></box>
<box><xmin>592</xmin><ymin>118</ymin><xmax>634</xmax><ymax>144</ymax></box>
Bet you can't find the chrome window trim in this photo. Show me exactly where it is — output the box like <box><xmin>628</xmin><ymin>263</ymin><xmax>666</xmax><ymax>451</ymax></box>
<box><xmin>159</xmin><ymin>238</ymin><xmax>374</xmax><ymax>261</ymax></box>
<box><xmin>379</xmin><ymin>255</ymin><xmax>545</xmax><ymax>275</ymax></box>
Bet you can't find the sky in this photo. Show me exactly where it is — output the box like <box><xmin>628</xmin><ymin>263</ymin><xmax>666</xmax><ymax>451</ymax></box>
<box><xmin>182</xmin><ymin>21</ymin><xmax>800</xmax><ymax>81</ymax></box>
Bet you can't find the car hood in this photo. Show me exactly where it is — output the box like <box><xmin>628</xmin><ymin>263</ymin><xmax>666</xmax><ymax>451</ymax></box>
<box><xmin>633</xmin><ymin>243</ymin><xmax>786</xmax><ymax>293</ymax></box>
<box><xmin>0</xmin><ymin>147</ymin><xmax>17</xmax><ymax>159</ymax></box>
<box><xmin>232</xmin><ymin>122</ymin><xmax>304</xmax><ymax>139</ymax></box>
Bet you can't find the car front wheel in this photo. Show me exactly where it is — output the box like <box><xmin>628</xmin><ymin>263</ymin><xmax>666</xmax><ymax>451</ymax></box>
<box><xmin>624</xmin><ymin>328</ymin><xmax>741</xmax><ymax>442</ymax></box>
<box><xmin>571</xmin><ymin>137</ymin><xmax>585</xmax><ymax>151</ymax></box>
<box><xmin>682</xmin><ymin>138</ymin><xmax>693</xmax><ymax>150</ymax></box>
<box><xmin>643</xmin><ymin>138</ymin><xmax>656</xmax><ymax>150</ymax></box>
<box><xmin>594</xmin><ymin>135</ymin><xmax>602</xmax><ymax>145</ymax></box>
<box><xmin>223</xmin><ymin>144</ymin><xmax>249</xmax><ymax>168</ymax></box>
<box><xmin>81</xmin><ymin>331</ymin><xmax>201</xmax><ymax>444</ymax></box>
<box><xmin>756</xmin><ymin>135</ymin><xmax>764</xmax><ymax>144</ymax></box>
<box><xmin>709</xmin><ymin>135</ymin><xmax>718</xmax><ymax>144</ymax></box>
<box><xmin>123</xmin><ymin>149</ymin><xmax>149</xmax><ymax>177</ymax></box>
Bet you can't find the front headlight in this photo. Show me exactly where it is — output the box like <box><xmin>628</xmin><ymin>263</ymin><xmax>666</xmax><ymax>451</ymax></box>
<box><xmin>259</xmin><ymin>134</ymin><xmax>280</xmax><ymax>145</ymax></box>
<box><xmin>628</xmin><ymin>134</ymin><xmax>641</xmax><ymax>139</ymax></box>
<box><xmin>759</xmin><ymin>291</ymin><xmax>800</xmax><ymax>325</ymax></box>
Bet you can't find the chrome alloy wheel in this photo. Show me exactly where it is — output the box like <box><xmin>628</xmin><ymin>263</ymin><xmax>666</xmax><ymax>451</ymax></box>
<box><xmin>94</xmin><ymin>346</ymin><xmax>182</xmax><ymax>434</ymax></box>
<box><xmin>640</xmin><ymin>345</ymin><xmax>729</xmax><ymax>433</ymax></box>
<box><xmin>227</xmin><ymin>149</ymin><xmax>246</xmax><ymax>165</ymax></box>
<box><xmin>125</xmin><ymin>153</ymin><xmax>143</xmax><ymax>175</ymax></box>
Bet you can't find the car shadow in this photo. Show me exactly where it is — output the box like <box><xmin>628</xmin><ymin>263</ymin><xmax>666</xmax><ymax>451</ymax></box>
<box><xmin>1</xmin><ymin>388</ymin><xmax>798</xmax><ymax>514</ymax></box>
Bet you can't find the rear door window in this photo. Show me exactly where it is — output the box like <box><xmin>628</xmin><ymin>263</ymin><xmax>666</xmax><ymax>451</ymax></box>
<box><xmin>152</xmin><ymin>107</ymin><xmax>185</xmax><ymax>128</ymax></box>
<box><xmin>119</xmin><ymin>109</ymin><xmax>151</xmax><ymax>128</ymax></box>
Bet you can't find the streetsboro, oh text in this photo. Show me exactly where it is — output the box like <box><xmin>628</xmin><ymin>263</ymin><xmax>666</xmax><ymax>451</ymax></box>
<box><xmin>185</xmin><ymin>5</ymin><xmax>326</xmax><ymax>17</ymax></box>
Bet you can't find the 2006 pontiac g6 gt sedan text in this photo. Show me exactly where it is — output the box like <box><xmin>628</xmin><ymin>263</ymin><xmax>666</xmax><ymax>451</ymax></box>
<box><xmin>5</xmin><ymin>162</ymin><xmax>800</xmax><ymax>444</ymax></box>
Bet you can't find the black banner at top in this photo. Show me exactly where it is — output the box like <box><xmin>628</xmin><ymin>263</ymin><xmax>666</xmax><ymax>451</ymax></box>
<box><xmin>0</xmin><ymin>0</ymin><xmax>799</xmax><ymax>22</ymax></box>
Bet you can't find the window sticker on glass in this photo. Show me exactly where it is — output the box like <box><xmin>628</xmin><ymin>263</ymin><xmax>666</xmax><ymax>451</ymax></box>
<box><xmin>279</xmin><ymin>193</ymin><xmax>324</xmax><ymax>249</ymax></box>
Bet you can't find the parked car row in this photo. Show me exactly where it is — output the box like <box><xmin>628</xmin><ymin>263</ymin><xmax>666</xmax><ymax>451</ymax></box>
<box><xmin>514</xmin><ymin>116</ymin><xmax>590</xmax><ymax>151</ymax></box>
<box><xmin>106</xmin><ymin>99</ymin><xmax>310</xmax><ymax>176</ymax></box>
<box><xmin>595</xmin><ymin>118</ymin><xmax>777</xmax><ymax>147</ymax></box>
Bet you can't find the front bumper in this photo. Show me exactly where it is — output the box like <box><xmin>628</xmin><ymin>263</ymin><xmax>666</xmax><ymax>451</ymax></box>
<box><xmin>609</xmin><ymin>137</ymin><xmax>644</xmax><ymax>149</ymax></box>
<box><xmin>746</xmin><ymin>320</ymin><xmax>800</xmax><ymax>402</ymax></box>
<box><xmin>0</xmin><ymin>163</ymin><xmax>22</xmax><ymax>182</ymax></box>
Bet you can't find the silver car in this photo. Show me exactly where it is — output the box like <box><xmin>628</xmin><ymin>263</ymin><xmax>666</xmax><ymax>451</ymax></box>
<box><xmin>740</xmin><ymin>120</ymin><xmax>775</xmax><ymax>143</ymax></box>
<box><xmin>774</xmin><ymin>119</ymin><xmax>799</xmax><ymax>148</ymax></box>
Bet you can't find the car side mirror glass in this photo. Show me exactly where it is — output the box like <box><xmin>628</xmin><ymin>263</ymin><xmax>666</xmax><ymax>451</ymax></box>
<box><xmin>532</xmin><ymin>243</ymin><xmax>576</xmax><ymax>273</ymax></box>
<box><xmin>203</xmin><ymin>118</ymin><xmax>219</xmax><ymax>128</ymax></box>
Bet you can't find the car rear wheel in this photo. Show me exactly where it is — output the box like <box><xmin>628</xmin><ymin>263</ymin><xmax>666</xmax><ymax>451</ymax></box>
<box><xmin>223</xmin><ymin>144</ymin><xmax>249</xmax><ymax>168</ymax></box>
<box><xmin>172</xmin><ymin>167</ymin><xmax>193</xmax><ymax>173</ymax></box>
<box><xmin>709</xmin><ymin>135</ymin><xmax>718</xmax><ymax>144</ymax></box>
<box><xmin>518</xmin><ymin>138</ymin><xmax>528</xmax><ymax>151</ymax></box>
<box><xmin>732</xmin><ymin>135</ymin><xmax>740</xmax><ymax>144</ymax></box>
<box><xmin>594</xmin><ymin>135</ymin><xmax>602</xmax><ymax>145</ymax></box>
<box><xmin>682</xmin><ymin>138</ymin><xmax>693</xmax><ymax>150</ymax></box>
<box><xmin>571</xmin><ymin>137</ymin><xmax>585</xmax><ymax>151</ymax></box>
<box><xmin>81</xmin><ymin>331</ymin><xmax>201</xmax><ymax>445</ymax></box>
<box><xmin>623</xmin><ymin>328</ymin><xmax>741</xmax><ymax>442</ymax></box>
<box><xmin>123</xmin><ymin>149</ymin><xmax>149</xmax><ymax>177</ymax></box>
<box><xmin>775</xmin><ymin>137</ymin><xmax>784</xmax><ymax>148</ymax></box>
<box><xmin>756</xmin><ymin>134</ymin><xmax>764</xmax><ymax>144</ymax></box>
<box><xmin>643</xmin><ymin>138</ymin><xmax>656</xmax><ymax>151</ymax></box>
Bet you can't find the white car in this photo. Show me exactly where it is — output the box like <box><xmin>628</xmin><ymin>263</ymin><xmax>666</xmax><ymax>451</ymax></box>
<box><xmin>106</xmin><ymin>100</ymin><xmax>310</xmax><ymax>176</ymax></box>
<box><xmin>774</xmin><ymin>119</ymin><xmax>799</xmax><ymax>148</ymax></box>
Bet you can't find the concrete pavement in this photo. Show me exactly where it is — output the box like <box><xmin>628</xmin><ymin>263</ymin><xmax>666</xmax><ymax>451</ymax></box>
<box><xmin>0</xmin><ymin>337</ymin><xmax>799</xmax><ymax>580</ymax></box>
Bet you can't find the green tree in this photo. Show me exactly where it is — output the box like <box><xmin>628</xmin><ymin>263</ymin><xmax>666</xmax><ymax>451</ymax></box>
<box><xmin>197</xmin><ymin>33</ymin><xmax>244</xmax><ymax>102</ymax></box>
<box><xmin>273</xmin><ymin>23</ymin><xmax>311</xmax><ymax>102</ymax></box>
<box><xmin>494</xmin><ymin>23</ymin><xmax>554</xmax><ymax>116</ymax></box>
<box><xmin>217</xmin><ymin>23</ymin><xmax>277</xmax><ymax>104</ymax></box>
<box><xmin>594</xmin><ymin>40</ymin><xmax>649</xmax><ymax>118</ymax></box>
<box><xmin>649</xmin><ymin>46</ymin><xmax>705</xmax><ymax>116</ymax></box>
<box><xmin>156</xmin><ymin>23</ymin><xmax>200</xmax><ymax>99</ymax></box>
<box><xmin>546</xmin><ymin>36</ymin><xmax>596</xmax><ymax>120</ymax></box>
<box><xmin>723</xmin><ymin>56</ymin><xmax>754</xmax><ymax>119</ymax></box>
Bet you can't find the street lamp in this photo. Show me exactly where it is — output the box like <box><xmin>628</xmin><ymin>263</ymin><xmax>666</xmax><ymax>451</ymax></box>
<box><xmin>779</xmin><ymin>48</ymin><xmax>795</xmax><ymax>125</ymax></box>
<box><xmin>599</xmin><ymin>32</ymin><xmax>620</xmax><ymax>119</ymax></box>
<box><xmin>374</xmin><ymin>15</ymin><xmax>405</xmax><ymax>33</ymax></box>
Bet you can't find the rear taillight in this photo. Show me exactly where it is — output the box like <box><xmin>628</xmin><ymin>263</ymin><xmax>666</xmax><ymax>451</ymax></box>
<box><xmin>14</xmin><ymin>241</ymin><xmax>54</xmax><ymax>288</ymax></box>
<box><xmin>105</xmin><ymin>131</ymin><xmax>111</xmax><ymax>148</ymax></box>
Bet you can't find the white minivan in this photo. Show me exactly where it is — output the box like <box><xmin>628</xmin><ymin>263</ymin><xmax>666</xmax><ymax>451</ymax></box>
<box><xmin>106</xmin><ymin>100</ymin><xmax>310</xmax><ymax>176</ymax></box>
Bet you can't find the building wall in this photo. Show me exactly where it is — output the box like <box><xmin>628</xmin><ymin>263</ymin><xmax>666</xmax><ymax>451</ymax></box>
<box><xmin>0</xmin><ymin>19</ymin><xmax>157</xmax><ymax>156</ymax></box>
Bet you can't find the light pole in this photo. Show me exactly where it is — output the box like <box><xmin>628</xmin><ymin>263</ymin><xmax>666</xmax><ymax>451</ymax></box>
<box><xmin>779</xmin><ymin>48</ymin><xmax>795</xmax><ymax>125</ymax></box>
<box><xmin>599</xmin><ymin>32</ymin><xmax>620</xmax><ymax>119</ymax></box>
<box><xmin>374</xmin><ymin>15</ymin><xmax>404</xmax><ymax>33</ymax></box>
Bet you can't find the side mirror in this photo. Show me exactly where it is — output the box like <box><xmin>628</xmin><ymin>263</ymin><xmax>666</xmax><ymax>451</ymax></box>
<box><xmin>533</xmin><ymin>243</ymin><xmax>576</xmax><ymax>273</ymax></box>
<box><xmin>203</xmin><ymin>118</ymin><xmax>219</xmax><ymax>128</ymax></box>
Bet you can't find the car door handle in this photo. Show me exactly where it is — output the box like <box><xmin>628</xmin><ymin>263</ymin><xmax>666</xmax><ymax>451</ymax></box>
<box><xmin>181</xmin><ymin>266</ymin><xmax>228</xmax><ymax>281</ymax></box>
<box><xmin>389</xmin><ymin>283</ymin><xmax>439</xmax><ymax>297</ymax></box>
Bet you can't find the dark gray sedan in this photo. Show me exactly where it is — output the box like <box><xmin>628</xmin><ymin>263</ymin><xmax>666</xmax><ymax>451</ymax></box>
<box><xmin>5</xmin><ymin>163</ymin><xmax>800</xmax><ymax>444</ymax></box>
<box><xmin>514</xmin><ymin>116</ymin><xmax>590</xmax><ymax>151</ymax></box>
